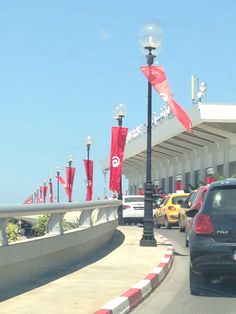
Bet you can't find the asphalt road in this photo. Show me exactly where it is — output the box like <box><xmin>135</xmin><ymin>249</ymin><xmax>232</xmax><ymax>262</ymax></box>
<box><xmin>133</xmin><ymin>227</ymin><xmax>236</xmax><ymax>314</ymax></box>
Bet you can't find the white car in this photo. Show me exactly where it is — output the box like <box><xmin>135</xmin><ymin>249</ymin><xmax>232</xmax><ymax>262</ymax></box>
<box><xmin>122</xmin><ymin>195</ymin><xmax>145</xmax><ymax>223</ymax></box>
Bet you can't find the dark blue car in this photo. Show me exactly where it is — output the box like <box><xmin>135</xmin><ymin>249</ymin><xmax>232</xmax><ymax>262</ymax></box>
<box><xmin>187</xmin><ymin>179</ymin><xmax>236</xmax><ymax>295</ymax></box>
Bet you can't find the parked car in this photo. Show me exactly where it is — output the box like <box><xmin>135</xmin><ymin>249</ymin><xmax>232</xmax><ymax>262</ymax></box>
<box><xmin>187</xmin><ymin>179</ymin><xmax>236</xmax><ymax>295</ymax></box>
<box><xmin>154</xmin><ymin>193</ymin><xmax>189</xmax><ymax>229</ymax></box>
<box><xmin>122</xmin><ymin>195</ymin><xmax>145</xmax><ymax>223</ymax></box>
<box><xmin>178</xmin><ymin>190</ymin><xmax>197</xmax><ymax>232</ymax></box>
<box><xmin>185</xmin><ymin>185</ymin><xmax>209</xmax><ymax>246</ymax></box>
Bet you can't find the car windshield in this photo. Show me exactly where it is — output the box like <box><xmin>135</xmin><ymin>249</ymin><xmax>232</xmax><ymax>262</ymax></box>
<box><xmin>124</xmin><ymin>197</ymin><xmax>144</xmax><ymax>203</ymax></box>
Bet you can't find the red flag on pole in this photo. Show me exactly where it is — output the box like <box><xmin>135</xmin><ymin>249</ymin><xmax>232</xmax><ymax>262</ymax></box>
<box><xmin>109</xmin><ymin>126</ymin><xmax>128</xmax><ymax>193</ymax></box>
<box><xmin>56</xmin><ymin>175</ymin><xmax>69</xmax><ymax>197</ymax></box>
<box><xmin>66</xmin><ymin>166</ymin><xmax>76</xmax><ymax>202</ymax></box>
<box><xmin>23</xmin><ymin>195</ymin><xmax>33</xmax><ymax>204</ymax></box>
<box><xmin>83</xmin><ymin>159</ymin><xmax>93</xmax><ymax>201</ymax></box>
<box><xmin>41</xmin><ymin>185</ymin><xmax>48</xmax><ymax>203</ymax></box>
<box><xmin>206</xmin><ymin>176</ymin><xmax>216</xmax><ymax>184</ymax></box>
<box><xmin>140</xmin><ymin>65</ymin><xmax>192</xmax><ymax>132</ymax></box>
<box><xmin>35</xmin><ymin>191</ymin><xmax>42</xmax><ymax>203</ymax></box>
<box><xmin>49</xmin><ymin>179</ymin><xmax>54</xmax><ymax>203</ymax></box>
<box><xmin>175</xmin><ymin>181</ymin><xmax>183</xmax><ymax>191</ymax></box>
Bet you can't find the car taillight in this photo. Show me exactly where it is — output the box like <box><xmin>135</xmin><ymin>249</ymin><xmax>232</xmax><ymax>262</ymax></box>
<box><xmin>194</xmin><ymin>214</ymin><xmax>214</xmax><ymax>235</ymax></box>
<box><xmin>123</xmin><ymin>205</ymin><xmax>131</xmax><ymax>210</ymax></box>
<box><xmin>168</xmin><ymin>206</ymin><xmax>176</xmax><ymax>211</ymax></box>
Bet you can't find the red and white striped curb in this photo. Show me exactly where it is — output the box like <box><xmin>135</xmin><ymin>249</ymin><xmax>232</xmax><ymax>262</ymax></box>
<box><xmin>94</xmin><ymin>235</ymin><xmax>174</xmax><ymax>314</ymax></box>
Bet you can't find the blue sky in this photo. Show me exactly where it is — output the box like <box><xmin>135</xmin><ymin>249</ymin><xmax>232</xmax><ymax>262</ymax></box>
<box><xmin>0</xmin><ymin>0</ymin><xmax>235</xmax><ymax>203</ymax></box>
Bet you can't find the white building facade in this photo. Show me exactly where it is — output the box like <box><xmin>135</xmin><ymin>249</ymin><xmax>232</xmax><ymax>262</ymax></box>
<box><xmin>101</xmin><ymin>103</ymin><xmax>236</xmax><ymax>195</ymax></box>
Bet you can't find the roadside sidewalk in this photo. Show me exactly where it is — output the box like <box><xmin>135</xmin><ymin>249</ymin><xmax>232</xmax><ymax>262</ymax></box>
<box><xmin>0</xmin><ymin>226</ymin><xmax>174</xmax><ymax>314</ymax></box>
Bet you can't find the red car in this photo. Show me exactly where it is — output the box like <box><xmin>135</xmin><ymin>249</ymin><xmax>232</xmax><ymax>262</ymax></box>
<box><xmin>185</xmin><ymin>185</ymin><xmax>209</xmax><ymax>247</ymax></box>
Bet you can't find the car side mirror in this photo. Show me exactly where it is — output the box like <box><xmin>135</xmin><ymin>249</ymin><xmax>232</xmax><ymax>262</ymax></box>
<box><xmin>185</xmin><ymin>209</ymin><xmax>198</xmax><ymax>218</ymax></box>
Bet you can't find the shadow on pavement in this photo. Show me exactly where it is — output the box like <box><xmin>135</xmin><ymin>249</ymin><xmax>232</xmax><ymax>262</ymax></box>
<box><xmin>0</xmin><ymin>229</ymin><xmax>125</xmax><ymax>302</ymax></box>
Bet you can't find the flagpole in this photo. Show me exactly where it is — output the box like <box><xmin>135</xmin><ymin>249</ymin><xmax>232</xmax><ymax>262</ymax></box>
<box><xmin>67</xmin><ymin>155</ymin><xmax>74</xmax><ymax>202</ymax></box>
<box><xmin>139</xmin><ymin>24</ymin><xmax>162</xmax><ymax>247</ymax></box>
<box><xmin>56</xmin><ymin>166</ymin><xmax>61</xmax><ymax>203</ymax></box>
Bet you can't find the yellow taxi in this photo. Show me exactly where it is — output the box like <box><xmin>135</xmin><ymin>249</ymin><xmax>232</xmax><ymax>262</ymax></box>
<box><xmin>154</xmin><ymin>192</ymin><xmax>189</xmax><ymax>229</ymax></box>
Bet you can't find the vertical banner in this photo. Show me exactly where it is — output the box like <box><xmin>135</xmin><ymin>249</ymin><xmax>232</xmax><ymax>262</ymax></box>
<box><xmin>206</xmin><ymin>176</ymin><xmax>216</xmax><ymax>184</ymax></box>
<box><xmin>56</xmin><ymin>175</ymin><xmax>69</xmax><ymax>197</ymax></box>
<box><xmin>66</xmin><ymin>166</ymin><xmax>76</xmax><ymax>202</ymax></box>
<box><xmin>23</xmin><ymin>195</ymin><xmax>33</xmax><ymax>204</ymax></box>
<box><xmin>109</xmin><ymin>126</ymin><xmax>128</xmax><ymax>193</ymax></box>
<box><xmin>140</xmin><ymin>65</ymin><xmax>192</xmax><ymax>132</ymax></box>
<box><xmin>83</xmin><ymin>159</ymin><xmax>93</xmax><ymax>201</ymax></box>
<box><xmin>42</xmin><ymin>185</ymin><xmax>48</xmax><ymax>203</ymax></box>
<box><xmin>49</xmin><ymin>180</ymin><xmax>54</xmax><ymax>203</ymax></box>
<box><xmin>175</xmin><ymin>181</ymin><xmax>182</xmax><ymax>191</ymax></box>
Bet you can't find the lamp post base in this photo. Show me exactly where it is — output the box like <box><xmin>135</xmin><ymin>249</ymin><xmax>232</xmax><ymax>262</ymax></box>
<box><xmin>118</xmin><ymin>205</ymin><xmax>124</xmax><ymax>225</ymax></box>
<box><xmin>140</xmin><ymin>236</ymin><xmax>157</xmax><ymax>247</ymax></box>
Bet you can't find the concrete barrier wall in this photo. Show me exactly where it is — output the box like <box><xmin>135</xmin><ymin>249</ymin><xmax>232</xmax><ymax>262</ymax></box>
<box><xmin>0</xmin><ymin>219</ymin><xmax>118</xmax><ymax>294</ymax></box>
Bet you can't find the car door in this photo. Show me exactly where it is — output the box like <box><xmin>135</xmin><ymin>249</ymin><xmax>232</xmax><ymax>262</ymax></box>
<box><xmin>157</xmin><ymin>196</ymin><xmax>170</xmax><ymax>225</ymax></box>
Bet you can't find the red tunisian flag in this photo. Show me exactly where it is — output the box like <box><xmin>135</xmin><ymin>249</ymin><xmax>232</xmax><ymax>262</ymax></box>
<box><xmin>206</xmin><ymin>176</ymin><xmax>216</xmax><ymax>184</ymax></box>
<box><xmin>140</xmin><ymin>65</ymin><xmax>192</xmax><ymax>132</ymax></box>
<box><xmin>83</xmin><ymin>159</ymin><xmax>93</xmax><ymax>201</ymax></box>
<box><xmin>49</xmin><ymin>180</ymin><xmax>54</xmax><ymax>203</ymax></box>
<box><xmin>41</xmin><ymin>185</ymin><xmax>48</xmax><ymax>203</ymax></box>
<box><xmin>66</xmin><ymin>167</ymin><xmax>76</xmax><ymax>202</ymax></box>
<box><xmin>24</xmin><ymin>195</ymin><xmax>33</xmax><ymax>204</ymax></box>
<box><xmin>175</xmin><ymin>181</ymin><xmax>183</xmax><ymax>191</ymax></box>
<box><xmin>109</xmin><ymin>126</ymin><xmax>128</xmax><ymax>193</ymax></box>
<box><xmin>56</xmin><ymin>175</ymin><xmax>69</xmax><ymax>197</ymax></box>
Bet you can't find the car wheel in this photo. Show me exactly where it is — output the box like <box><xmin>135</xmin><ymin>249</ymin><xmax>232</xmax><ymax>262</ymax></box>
<box><xmin>189</xmin><ymin>267</ymin><xmax>206</xmax><ymax>295</ymax></box>
<box><xmin>185</xmin><ymin>238</ymin><xmax>188</xmax><ymax>247</ymax></box>
<box><xmin>179</xmin><ymin>219</ymin><xmax>185</xmax><ymax>232</ymax></box>
<box><xmin>165</xmin><ymin>217</ymin><xmax>171</xmax><ymax>229</ymax></box>
<box><xmin>154</xmin><ymin>216</ymin><xmax>160</xmax><ymax>228</ymax></box>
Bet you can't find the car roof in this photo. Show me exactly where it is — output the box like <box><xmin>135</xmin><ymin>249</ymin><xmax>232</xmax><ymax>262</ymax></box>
<box><xmin>169</xmin><ymin>193</ymin><xmax>189</xmax><ymax>197</ymax></box>
<box><xmin>208</xmin><ymin>178</ymin><xmax>236</xmax><ymax>189</ymax></box>
<box><xmin>123</xmin><ymin>195</ymin><xmax>144</xmax><ymax>197</ymax></box>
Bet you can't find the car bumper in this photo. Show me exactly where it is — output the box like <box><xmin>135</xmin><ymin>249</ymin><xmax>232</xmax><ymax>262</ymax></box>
<box><xmin>189</xmin><ymin>235</ymin><xmax>236</xmax><ymax>276</ymax></box>
<box><xmin>168</xmin><ymin>214</ymin><xmax>179</xmax><ymax>224</ymax></box>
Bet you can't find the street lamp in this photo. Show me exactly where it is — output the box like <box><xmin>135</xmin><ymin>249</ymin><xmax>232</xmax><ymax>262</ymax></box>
<box><xmin>85</xmin><ymin>136</ymin><xmax>93</xmax><ymax>201</ymax></box>
<box><xmin>56</xmin><ymin>166</ymin><xmax>61</xmax><ymax>203</ymax></box>
<box><xmin>113</xmin><ymin>103</ymin><xmax>127</xmax><ymax>225</ymax></box>
<box><xmin>139</xmin><ymin>23</ymin><xmax>162</xmax><ymax>247</ymax></box>
<box><xmin>67</xmin><ymin>154</ymin><xmax>74</xmax><ymax>202</ymax></box>
<box><xmin>85</xmin><ymin>136</ymin><xmax>93</xmax><ymax>160</ymax></box>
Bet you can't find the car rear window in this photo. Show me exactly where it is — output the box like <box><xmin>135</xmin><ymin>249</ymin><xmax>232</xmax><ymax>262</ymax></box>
<box><xmin>172</xmin><ymin>196</ymin><xmax>187</xmax><ymax>205</ymax></box>
<box><xmin>124</xmin><ymin>197</ymin><xmax>144</xmax><ymax>203</ymax></box>
<box><xmin>204</xmin><ymin>186</ymin><xmax>236</xmax><ymax>213</ymax></box>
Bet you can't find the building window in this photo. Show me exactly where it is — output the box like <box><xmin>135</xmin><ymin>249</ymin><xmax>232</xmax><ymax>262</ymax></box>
<box><xmin>194</xmin><ymin>169</ymin><xmax>200</xmax><ymax>186</ymax></box>
<box><xmin>185</xmin><ymin>172</ymin><xmax>190</xmax><ymax>192</ymax></box>
<box><xmin>229</xmin><ymin>161</ymin><xmax>236</xmax><ymax>177</ymax></box>
<box><xmin>168</xmin><ymin>176</ymin><xmax>173</xmax><ymax>193</ymax></box>
<box><xmin>217</xmin><ymin>164</ymin><xmax>224</xmax><ymax>177</ymax></box>
<box><xmin>161</xmin><ymin>178</ymin><xmax>165</xmax><ymax>193</ymax></box>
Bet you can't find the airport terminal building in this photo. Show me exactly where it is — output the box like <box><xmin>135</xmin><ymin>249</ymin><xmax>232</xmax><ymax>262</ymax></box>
<box><xmin>102</xmin><ymin>103</ymin><xmax>236</xmax><ymax>195</ymax></box>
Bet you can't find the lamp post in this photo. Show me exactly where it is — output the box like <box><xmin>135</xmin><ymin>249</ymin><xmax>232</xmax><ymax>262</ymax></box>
<box><xmin>113</xmin><ymin>103</ymin><xmax>127</xmax><ymax>225</ymax></box>
<box><xmin>85</xmin><ymin>135</ymin><xmax>93</xmax><ymax>200</ymax></box>
<box><xmin>56</xmin><ymin>166</ymin><xmax>61</xmax><ymax>203</ymax></box>
<box><xmin>85</xmin><ymin>136</ymin><xmax>93</xmax><ymax>161</ymax></box>
<box><xmin>67</xmin><ymin>154</ymin><xmax>74</xmax><ymax>202</ymax></box>
<box><xmin>139</xmin><ymin>24</ymin><xmax>162</xmax><ymax>247</ymax></box>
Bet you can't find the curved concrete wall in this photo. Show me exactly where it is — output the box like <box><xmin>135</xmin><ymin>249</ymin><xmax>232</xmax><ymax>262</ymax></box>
<box><xmin>0</xmin><ymin>219</ymin><xmax>118</xmax><ymax>294</ymax></box>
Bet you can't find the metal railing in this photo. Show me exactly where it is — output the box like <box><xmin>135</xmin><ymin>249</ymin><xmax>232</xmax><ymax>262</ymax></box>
<box><xmin>0</xmin><ymin>199</ymin><xmax>121</xmax><ymax>246</ymax></box>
